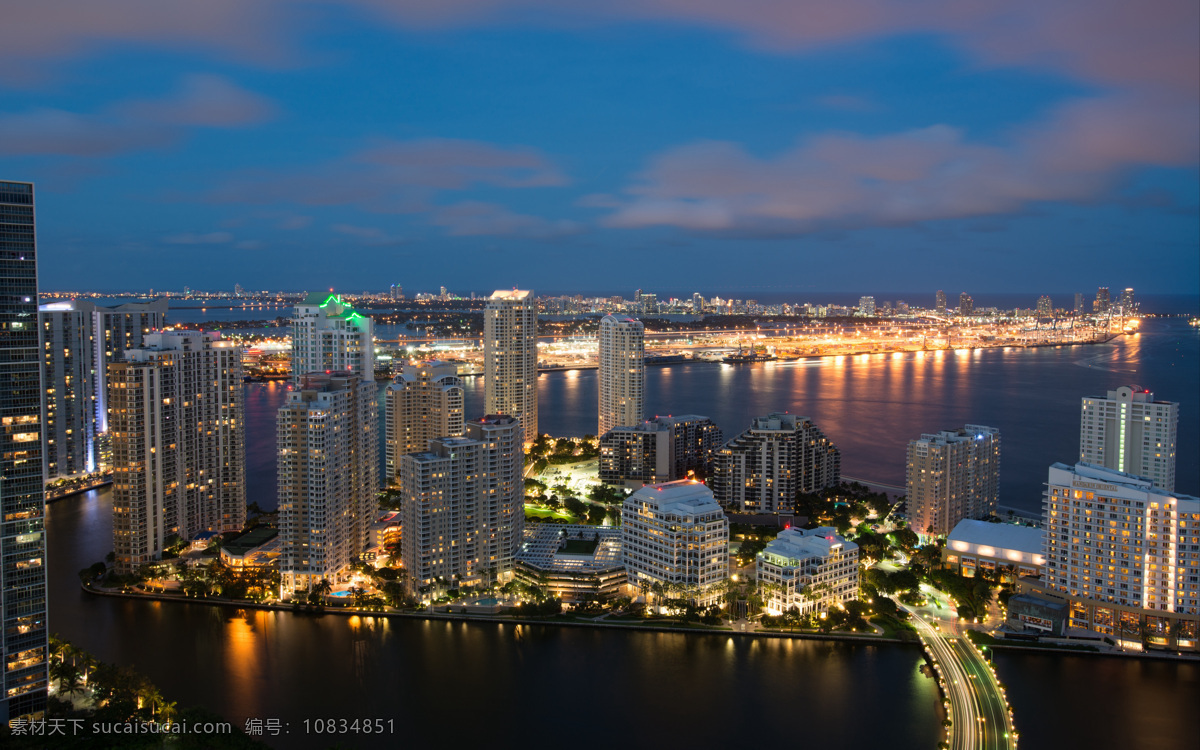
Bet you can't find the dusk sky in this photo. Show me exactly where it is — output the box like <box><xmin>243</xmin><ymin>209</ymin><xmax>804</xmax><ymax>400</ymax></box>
<box><xmin>3</xmin><ymin>1</ymin><xmax>1198</xmax><ymax>295</ymax></box>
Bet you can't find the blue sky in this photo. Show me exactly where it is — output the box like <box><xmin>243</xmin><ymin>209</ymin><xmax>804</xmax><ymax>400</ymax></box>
<box><xmin>2</xmin><ymin>1</ymin><xmax>1197</xmax><ymax>294</ymax></box>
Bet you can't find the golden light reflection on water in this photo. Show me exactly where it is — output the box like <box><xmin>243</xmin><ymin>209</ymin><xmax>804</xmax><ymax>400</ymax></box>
<box><xmin>224</xmin><ymin>611</ymin><xmax>262</xmax><ymax>719</ymax></box>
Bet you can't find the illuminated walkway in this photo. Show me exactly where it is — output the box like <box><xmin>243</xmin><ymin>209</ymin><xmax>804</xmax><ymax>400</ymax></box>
<box><xmin>902</xmin><ymin>603</ymin><xmax>1017</xmax><ymax>750</ymax></box>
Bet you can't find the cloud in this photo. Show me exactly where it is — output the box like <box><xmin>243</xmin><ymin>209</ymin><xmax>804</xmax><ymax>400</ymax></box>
<box><xmin>429</xmin><ymin>201</ymin><xmax>582</xmax><ymax>237</ymax></box>
<box><xmin>208</xmin><ymin>138</ymin><xmax>566</xmax><ymax>212</ymax></box>
<box><xmin>331</xmin><ymin>223</ymin><xmax>405</xmax><ymax>245</ymax></box>
<box><xmin>602</xmin><ymin>93</ymin><xmax>1200</xmax><ymax>233</ymax></box>
<box><xmin>0</xmin><ymin>75</ymin><xmax>273</xmax><ymax>157</ymax></box>
<box><xmin>163</xmin><ymin>231</ymin><xmax>234</xmax><ymax>244</ymax></box>
<box><xmin>234</xmin><ymin>239</ymin><xmax>265</xmax><ymax>250</ymax></box>
<box><xmin>3</xmin><ymin>2</ymin><xmax>1195</xmax><ymax>98</ymax></box>
<box><xmin>121</xmin><ymin>74</ymin><xmax>275</xmax><ymax>127</ymax></box>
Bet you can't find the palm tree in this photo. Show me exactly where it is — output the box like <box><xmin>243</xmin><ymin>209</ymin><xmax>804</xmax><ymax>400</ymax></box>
<box><xmin>314</xmin><ymin>578</ymin><xmax>333</xmax><ymax>598</ymax></box>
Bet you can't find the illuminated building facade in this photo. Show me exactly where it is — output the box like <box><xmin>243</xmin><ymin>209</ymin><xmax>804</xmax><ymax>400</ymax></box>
<box><xmin>942</xmin><ymin>519</ymin><xmax>1046</xmax><ymax>580</ymax></box>
<box><xmin>711</xmin><ymin>413</ymin><xmax>840</xmax><ymax>514</ymax></box>
<box><xmin>599</xmin><ymin>415</ymin><xmax>723</xmax><ymax>488</ymax></box>
<box><xmin>290</xmin><ymin>292</ymin><xmax>374</xmax><ymax>381</ymax></box>
<box><xmin>597</xmin><ymin>314</ymin><xmax>644</xmax><ymax>437</ymax></box>
<box><xmin>399</xmin><ymin>415</ymin><xmax>523</xmax><ymax>591</ymax></box>
<box><xmin>1080</xmin><ymin>385</ymin><xmax>1177</xmax><ymax>492</ymax></box>
<box><xmin>514</xmin><ymin>524</ymin><xmax>627</xmax><ymax>602</ymax></box>
<box><xmin>109</xmin><ymin>332</ymin><xmax>246</xmax><ymax>574</ymax></box>
<box><xmin>0</xmin><ymin>180</ymin><xmax>47</xmax><ymax>722</ymax></box>
<box><xmin>278</xmin><ymin>373</ymin><xmax>378</xmax><ymax>593</ymax></box>
<box><xmin>39</xmin><ymin>298</ymin><xmax>167</xmax><ymax>484</ymax></box>
<box><xmin>906</xmin><ymin>425</ymin><xmax>1001</xmax><ymax>537</ymax></box>
<box><xmin>484</xmin><ymin>290</ymin><xmax>537</xmax><ymax>440</ymax></box>
<box><xmin>384</xmin><ymin>361</ymin><xmax>464</xmax><ymax>483</ymax></box>
<box><xmin>621</xmin><ymin>481</ymin><xmax>728</xmax><ymax>604</ymax></box>
<box><xmin>1034</xmin><ymin>462</ymin><xmax>1199</xmax><ymax>649</ymax></box>
<box><xmin>758</xmin><ymin>527</ymin><xmax>859</xmax><ymax>616</ymax></box>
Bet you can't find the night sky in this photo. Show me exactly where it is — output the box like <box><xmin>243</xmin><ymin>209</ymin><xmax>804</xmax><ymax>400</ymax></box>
<box><xmin>3</xmin><ymin>2</ymin><xmax>1197</xmax><ymax>294</ymax></box>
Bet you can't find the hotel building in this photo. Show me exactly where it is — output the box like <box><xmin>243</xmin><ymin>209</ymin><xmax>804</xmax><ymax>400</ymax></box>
<box><xmin>597</xmin><ymin>314</ymin><xmax>644</xmax><ymax>437</ymax></box>
<box><xmin>758</xmin><ymin>527</ymin><xmax>859</xmax><ymax>616</ymax></box>
<box><xmin>278</xmin><ymin>373</ymin><xmax>379</xmax><ymax>593</ymax></box>
<box><xmin>399</xmin><ymin>416</ymin><xmax>523</xmax><ymax>592</ymax></box>
<box><xmin>384</xmin><ymin>361</ymin><xmax>464</xmax><ymax>483</ymax></box>
<box><xmin>1080</xmin><ymin>385</ymin><xmax>1178</xmax><ymax>492</ymax></box>
<box><xmin>1031</xmin><ymin>462</ymin><xmax>1199</xmax><ymax>649</ymax></box>
<box><xmin>711</xmin><ymin>413</ymin><xmax>840</xmax><ymax>514</ymax></box>
<box><xmin>290</xmin><ymin>293</ymin><xmax>374</xmax><ymax>381</ymax></box>
<box><xmin>906</xmin><ymin>425</ymin><xmax>1001</xmax><ymax>537</ymax></box>
<box><xmin>484</xmin><ymin>290</ymin><xmax>537</xmax><ymax>440</ymax></box>
<box><xmin>0</xmin><ymin>180</ymin><xmax>47</xmax><ymax>721</ymax></box>
<box><xmin>621</xmin><ymin>480</ymin><xmax>728</xmax><ymax>604</ymax></box>
<box><xmin>599</xmin><ymin>415</ymin><xmax>722</xmax><ymax>488</ymax></box>
<box><xmin>109</xmin><ymin>332</ymin><xmax>246</xmax><ymax>574</ymax></box>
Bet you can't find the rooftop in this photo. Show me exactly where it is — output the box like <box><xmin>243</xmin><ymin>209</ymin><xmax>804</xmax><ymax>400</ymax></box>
<box><xmin>489</xmin><ymin>289</ymin><xmax>532</xmax><ymax>301</ymax></box>
<box><xmin>627</xmin><ymin>480</ymin><xmax>723</xmax><ymax>516</ymax></box>
<box><xmin>946</xmin><ymin>519</ymin><xmax>1043</xmax><ymax>556</ymax></box>
<box><xmin>516</xmin><ymin>523</ymin><xmax>623</xmax><ymax>572</ymax></box>
<box><xmin>223</xmin><ymin>526</ymin><xmax>279</xmax><ymax>555</ymax></box>
<box><xmin>760</xmin><ymin>527</ymin><xmax>857</xmax><ymax>564</ymax></box>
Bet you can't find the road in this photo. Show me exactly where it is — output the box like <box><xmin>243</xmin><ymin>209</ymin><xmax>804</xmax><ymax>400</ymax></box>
<box><xmin>902</xmin><ymin>598</ymin><xmax>1017</xmax><ymax>750</ymax></box>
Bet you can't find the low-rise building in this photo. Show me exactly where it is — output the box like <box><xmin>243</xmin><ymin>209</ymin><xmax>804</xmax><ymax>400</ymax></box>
<box><xmin>757</xmin><ymin>527</ymin><xmax>859</xmax><ymax>615</ymax></box>
<box><xmin>943</xmin><ymin>519</ymin><xmax>1045</xmax><ymax>581</ymax></box>
<box><xmin>220</xmin><ymin>527</ymin><xmax>282</xmax><ymax>569</ymax></box>
<box><xmin>370</xmin><ymin>511</ymin><xmax>401</xmax><ymax>551</ymax></box>
<box><xmin>621</xmin><ymin>480</ymin><xmax>728</xmax><ymax>605</ymax></box>
<box><xmin>514</xmin><ymin>524</ymin><xmax>627</xmax><ymax>602</ymax></box>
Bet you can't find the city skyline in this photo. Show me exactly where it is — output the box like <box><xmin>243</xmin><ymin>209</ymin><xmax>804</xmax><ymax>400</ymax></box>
<box><xmin>0</xmin><ymin>3</ymin><xmax>1196</xmax><ymax>294</ymax></box>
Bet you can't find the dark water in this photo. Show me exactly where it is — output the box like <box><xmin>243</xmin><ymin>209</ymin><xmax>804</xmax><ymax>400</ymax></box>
<box><xmin>993</xmin><ymin>652</ymin><xmax>1200</xmax><ymax>750</ymax></box>
<box><xmin>242</xmin><ymin>319</ymin><xmax>1198</xmax><ymax>514</ymax></box>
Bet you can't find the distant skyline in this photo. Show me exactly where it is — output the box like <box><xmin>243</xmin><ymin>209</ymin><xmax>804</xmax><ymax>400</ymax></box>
<box><xmin>3</xmin><ymin>2</ymin><xmax>1197</xmax><ymax>293</ymax></box>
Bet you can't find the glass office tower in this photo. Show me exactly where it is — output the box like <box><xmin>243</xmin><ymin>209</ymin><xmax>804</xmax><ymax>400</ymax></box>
<box><xmin>0</xmin><ymin>180</ymin><xmax>48</xmax><ymax>722</ymax></box>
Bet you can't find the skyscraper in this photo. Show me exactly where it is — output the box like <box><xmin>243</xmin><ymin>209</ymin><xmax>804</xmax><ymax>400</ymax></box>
<box><xmin>1118</xmin><ymin>287</ymin><xmax>1136</xmax><ymax>314</ymax></box>
<box><xmin>1074</xmin><ymin>292</ymin><xmax>1085</xmax><ymax>314</ymax></box>
<box><xmin>599</xmin><ymin>415</ymin><xmax>723</xmax><ymax>488</ymax></box>
<box><xmin>290</xmin><ymin>292</ymin><xmax>374</xmax><ymax>381</ymax></box>
<box><xmin>399</xmin><ymin>415</ymin><xmax>524</xmax><ymax>591</ymax></box>
<box><xmin>0</xmin><ymin>180</ymin><xmax>47</xmax><ymax>722</ymax></box>
<box><xmin>1037</xmin><ymin>295</ymin><xmax>1052</xmax><ymax>317</ymax></box>
<box><xmin>905</xmin><ymin>425</ymin><xmax>1001</xmax><ymax>536</ymax></box>
<box><xmin>959</xmin><ymin>292</ymin><xmax>974</xmax><ymax>316</ymax></box>
<box><xmin>598</xmin><ymin>315</ymin><xmax>645</xmax><ymax>437</ymax></box>
<box><xmin>484</xmin><ymin>290</ymin><xmax>537</xmax><ymax>441</ymax></box>
<box><xmin>1080</xmin><ymin>386</ymin><xmax>1177</xmax><ymax>491</ymax></box>
<box><xmin>278</xmin><ymin>373</ymin><xmax>379</xmax><ymax>593</ymax></box>
<box><xmin>935</xmin><ymin>290</ymin><xmax>947</xmax><ymax>314</ymax></box>
<box><xmin>109</xmin><ymin>332</ymin><xmax>246</xmax><ymax>574</ymax></box>
<box><xmin>711</xmin><ymin>413</ymin><xmax>841</xmax><ymax>514</ymax></box>
<box><xmin>857</xmin><ymin>296</ymin><xmax>876</xmax><ymax>317</ymax></box>
<box><xmin>1094</xmin><ymin>287</ymin><xmax>1110</xmax><ymax>314</ymax></box>
<box><xmin>39</xmin><ymin>298</ymin><xmax>168</xmax><ymax>485</ymax></box>
<box><xmin>384</xmin><ymin>361</ymin><xmax>464</xmax><ymax>483</ymax></box>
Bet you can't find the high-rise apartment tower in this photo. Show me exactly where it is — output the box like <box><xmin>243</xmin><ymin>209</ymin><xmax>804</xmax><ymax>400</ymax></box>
<box><xmin>597</xmin><ymin>315</ymin><xmax>645</xmax><ymax>437</ymax></box>
<box><xmin>1080</xmin><ymin>386</ymin><xmax>1177</xmax><ymax>492</ymax></box>
<box><xmin>484</xmin><ymin>290</ymin><xmax>537</xmax><ymax>441</ymax></box>
<box><xmin>384</xmin><ymin>361</ymin><xmax>464</xmax><ymax>483</ymax></box>
<box><xmin>109</xmin><ymin>332</ymin><xmax>246</xmax><ymax>574</ymax></box>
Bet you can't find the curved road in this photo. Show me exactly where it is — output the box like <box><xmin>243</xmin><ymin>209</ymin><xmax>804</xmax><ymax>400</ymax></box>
<box><xmin>902</xmin><ymin>602</ymin><xmax>1017</xmax><ymax>750</ymax></box>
